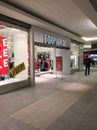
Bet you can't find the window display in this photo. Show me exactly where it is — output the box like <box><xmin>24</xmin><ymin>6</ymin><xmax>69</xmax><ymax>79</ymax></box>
<box><xmin>0</xmin><ymin>36</ymin><xmax>8</xmax><ymax>74</ymax></box>
<box><xmin>0</xmin><ymin>25</ymin><xmax>28</xmax><ymax>84</ymax></box>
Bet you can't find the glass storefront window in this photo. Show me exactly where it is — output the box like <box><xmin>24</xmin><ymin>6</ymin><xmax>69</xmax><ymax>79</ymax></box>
<box><xmin>0</xmin><ymin>25</ymin><xmax>28</xmax><ymax>85</ymax></box>
<box><xmin>71</xmin><ymin>44</ymin><xmax>79</xmax><ymax>69</ymax></box>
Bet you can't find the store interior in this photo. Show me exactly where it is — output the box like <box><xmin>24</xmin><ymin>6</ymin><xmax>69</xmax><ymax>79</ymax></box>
<box><xmin>34</xmin><ymin>46</ymin><xmax>54</xmax><ymax>74</ymax></box>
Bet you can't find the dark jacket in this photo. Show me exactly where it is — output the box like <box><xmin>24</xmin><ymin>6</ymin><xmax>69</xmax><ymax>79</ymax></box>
<box><xmin>84</xmin><ymin>58</ymin><xmax>91</xmax><ymax>67</ymax></box>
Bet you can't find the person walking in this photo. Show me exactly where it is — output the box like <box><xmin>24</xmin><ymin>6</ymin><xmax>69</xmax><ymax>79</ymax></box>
<box><xmin>84</xmin><ymin>55</ymin><xmax>91</xmax><ymax>75</ymax></box>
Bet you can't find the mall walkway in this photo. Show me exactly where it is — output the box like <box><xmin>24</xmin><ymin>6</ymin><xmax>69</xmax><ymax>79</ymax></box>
<box><xmin>0</xmin><ymin>68</ymin><xmax>97</xmax><ymax>130</ymax></box>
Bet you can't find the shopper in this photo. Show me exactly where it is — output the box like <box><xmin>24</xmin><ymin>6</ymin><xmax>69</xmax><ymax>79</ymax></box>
<box><xmin>84</xmin><ymin>55</ymin><xmax>91</xmax><ymax>75</ymax></box>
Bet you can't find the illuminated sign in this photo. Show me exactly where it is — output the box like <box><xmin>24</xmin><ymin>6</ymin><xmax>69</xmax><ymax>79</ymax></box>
<box><xmin>10</xmin><ymin>62</ymin><xmax>26</xmax><ymax>77</ymax></box>
<box><xmin>43</xmin><ymin>34</ymin><xmax>65</xmax><ymax>47</ymax></box>
<box><xmin>0</xmin><ymin>36</ymin><xmax>8</xmax><ymax>74</ymax></box>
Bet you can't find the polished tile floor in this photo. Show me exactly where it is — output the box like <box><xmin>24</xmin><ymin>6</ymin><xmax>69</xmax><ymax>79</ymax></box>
<box><xmin>0</xmin><ymin>68</ymin><xmax>97</xmax><ymax>130</ymax></box>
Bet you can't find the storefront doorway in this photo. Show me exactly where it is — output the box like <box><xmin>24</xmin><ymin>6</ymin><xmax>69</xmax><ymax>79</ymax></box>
<box><xmin>34</xmin><ymin>46</ymin><xmax>54</xmax><ymax>77</ymax></box>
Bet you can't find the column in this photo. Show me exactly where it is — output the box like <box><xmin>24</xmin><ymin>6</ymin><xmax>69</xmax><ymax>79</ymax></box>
<box><xmin>29</xmin><ymin>27</ymin><xmax>35</xmax><ymax>86</ymax></box>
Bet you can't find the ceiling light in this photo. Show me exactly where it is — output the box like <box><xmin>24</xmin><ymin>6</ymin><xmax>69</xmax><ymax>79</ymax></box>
<box><xmin>81</xmin><ymin>37</ymin><xmax>97</xmax><ymax>41</ymax></box>
<box><xmin>83</xmin><ymin>45</ymin><xmax>91</xmax><ymax>48</ymax></box>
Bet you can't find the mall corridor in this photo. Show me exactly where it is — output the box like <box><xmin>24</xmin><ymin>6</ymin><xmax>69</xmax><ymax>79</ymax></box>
<box><xmin>0</xmin><ymin>69</ymin><xmax>97</xmax><ymax>130</ymax></box>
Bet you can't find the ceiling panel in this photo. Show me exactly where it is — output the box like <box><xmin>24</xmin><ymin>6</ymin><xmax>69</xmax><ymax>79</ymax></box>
<box><xmin>1</xmin><ymin>0</ymin><xmax>97</xmax><ymax>43</ymax></box>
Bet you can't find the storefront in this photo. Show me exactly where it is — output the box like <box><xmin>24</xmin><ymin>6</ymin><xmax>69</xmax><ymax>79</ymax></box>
<box><xmin>0</xmin><ymin>18</ymin><xmax>30</xmax><ymax>94</ymax></box>
<box><xmin>0</xmin><ymin>15</ymin><xmax>71</xmax><ymax>94</ymax></box>
<box><xmin>70</xmin><ymin>41</ymin><xmax>83</xmax><ymax>72</ymax></box>
<box><xmin>34</xmin><ymin>31</ymin><xmax>71</xmax><ymax>76</ymax></box>
<box><xmin>84</xmin><ymin>50</ymin><xmax>97</xmax><ymax>66</ymax></box>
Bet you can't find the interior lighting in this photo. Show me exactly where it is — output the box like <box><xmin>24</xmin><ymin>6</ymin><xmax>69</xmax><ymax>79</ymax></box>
<box><xmin>82</xmin><ymin>37</ymin><xmax>97</xmax><ymax>41</ymax></box>
<box><xmin>83</xmin><ymin>45</ymin><xmax>91</xmax><ymax>48</ymax></box>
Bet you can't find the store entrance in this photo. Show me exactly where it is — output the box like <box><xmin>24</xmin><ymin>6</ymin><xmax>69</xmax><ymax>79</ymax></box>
<box><xmin>34</xmin><ymin>46</ymin><xmax>54</xmax><ymax>78</ymax></box>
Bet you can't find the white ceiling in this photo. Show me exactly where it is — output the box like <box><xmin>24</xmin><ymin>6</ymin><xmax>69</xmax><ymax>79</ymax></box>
<box><xmin>0</xmin><ymin>0</ymin><xmax>97</xmax><ymax>44</ymax></box>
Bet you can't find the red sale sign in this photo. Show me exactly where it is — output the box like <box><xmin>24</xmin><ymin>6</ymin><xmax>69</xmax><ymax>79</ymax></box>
<box><xmin>56</xmin><ymin>56</ymin><xmax>63</xmax><ymax>71</ymax></box>
<box><xmin>0</xmin><ymin>36</ymin><xmax>8</xmax><ymax>74</ymax></box>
